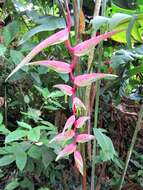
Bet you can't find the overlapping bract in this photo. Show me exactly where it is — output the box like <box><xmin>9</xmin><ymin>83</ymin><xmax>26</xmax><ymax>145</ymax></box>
<box><xmin>74</xmin><ymin>73</ymin><xmax>117</xmax><ymax>87</ymax></box>
<box><xmin>6</xmin><ymin>28</ymin><xmax>69</xmax><ymax>80</ymax></box>
<box><xmin>28</xmin><ymin>60</ymin><xmax>71</xmax><ymax>74</ymax></box>
<box><xmin>73</xmin><ymin>29</ymin><xmax>123</xmax><ymax>56</ymax></box>
<box><xmin>54</xmin><ymin>84</ymin><xmax>73</xmax><ymax>96</ymax></box>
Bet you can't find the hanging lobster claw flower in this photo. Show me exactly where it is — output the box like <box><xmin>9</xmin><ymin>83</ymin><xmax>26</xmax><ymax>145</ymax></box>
<box><xmin>73</xmin><ymin>97</ymin><xmax>86</xmax><ymax>110</ymax></box>
<box><xmin>75</xmin><ymin>116</ymin><xmax>90</xmax><ymax>129</ymax></box>
<box><xmin>73</xmin><ymin>29</ymin><xmax>123</xmax><ymax>56</ymax></box>
<box><xmin>49</xmin><ymin>130</ymin><xmax>75</xmax><ymax>143</ymax></box>
<box><xmin>62</xmin><ymin>115</ymin><xmax>76</xmax><ymax>133</ymax></box>
<box><xmin>74</xmin><ymin>150</ymin><xmax>84</xmax><ymax>175</ymax></box>
<box><xmin>56</xmin><ymin>143</ymin><xmax>76</xmax><ymax>161</ymax></box>
<box><xmin>74</xmin><ymin>73</ymin><xmax>117</xmax><ymax>87</ymax></box>
<box><xmin>76</xmin><ymin>134</ymin><xmax>94</xmax><ymax>143</ymax></box>
<box><xmin>28</xmin><ymin>60</ymin><xmax>71</xmax><ymax>74</ymax></box>
<box><xmin>54</xmin><ymin>84</ymin><xmax>73</xmax><ymax>96</ymax></box>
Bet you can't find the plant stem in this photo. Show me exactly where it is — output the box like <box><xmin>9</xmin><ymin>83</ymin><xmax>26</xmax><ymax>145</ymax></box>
<box><xmin>85</xmin><ymin>0</ymin><xmax>102</xmax><ymax>162</ymax></box>
<box><xmin>118</xmin><ymin>104</ymin><xmax>143</xmax><ymax>190</ymax></box>
<box><xmin>91</xmin><ymin>45</ymin><xmax>102</xmax><ymax>190</ymax></box>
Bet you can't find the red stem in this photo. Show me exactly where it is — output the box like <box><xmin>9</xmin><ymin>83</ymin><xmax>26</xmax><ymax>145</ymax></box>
<box><xmin>65</xmin><ymin>3</ymin><xmax>87</xmax><ymax>189</ymax></box>
<box><xmin>65</xmin><ymin>0</ymin><xmax>71</xmax><ymax>32</ymax></box>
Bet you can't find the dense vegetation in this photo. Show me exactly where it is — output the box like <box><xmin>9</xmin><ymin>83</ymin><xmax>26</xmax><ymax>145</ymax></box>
<box><xmin>0</xmin><ymin>0</ymin><xmax>143</xmax><ymax>190</ymax></box>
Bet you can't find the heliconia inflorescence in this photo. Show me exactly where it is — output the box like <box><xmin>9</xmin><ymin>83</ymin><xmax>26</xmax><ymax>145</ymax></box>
<box><xmin>6</xmin><ymin>2</ymin><xmax>122</xmax><ymax>175</ymax></box>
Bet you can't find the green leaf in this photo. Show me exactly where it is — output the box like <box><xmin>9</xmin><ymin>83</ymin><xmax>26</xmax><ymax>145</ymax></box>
<box><xmin>0</xmin><ymin>155</ymin><xmax>15</xmax><ymax>166</ymax></box>
<box><xmin>34</xmin><ymin>85</ymin><xmax>50</xmax><ymax>99</ymax></box>
<box><xmin>28</xmin><ymin>145</ymin><xmax>42</xmax><ymax>159</ymax></box>
<box><xmin>0</xmin><ymin>124</ymin><xmax>10</xmax><ymax>135</ymax></box>
<box><xmin>42</xmin><ymin>148</ymin><xmax>55</xmax><ymax>168</ymax></box>
<box><xmin>0</xmin><ymin>44</ymin><xmax>6</xmax><ymax>56</ymax></box>
<box><xmin>28</xmin><ymin>127</ymin><xmax>40</xmax><ymax>141</ymax></box>
<box><xmin>129</xmin><ymin>65</ymin><xmax>143</xmax><ymax>76</ymax></box>
<box><xmin>19</xmin><ymin>17</ymin><xmax>66</xmax><ymax>45</ymax></box>
<box><xmin>14</xmin><ymin>145</ymin><xmax>27</xmax><ymax>171</ymax></box>
<box><xmin>48</xmin><ymin>91</ymin><xmax>64</xmax><ymax>98</ymax></box>
<box><xmin>17</xmin><ymin>121</ymin><xmax>32</xmax><ymax>130</ymax></box>
<box><xmin>3</xmin><ymin>21</ymin><xmax>19</xmax><ymax>46</ymax></box>
<box><xmin>10</xmin><ymin>50</ymin><xmax>24</xmax><ymax>65</ymax></box>
<box><xmin>94</xmin><ymin>128</ymin><xmax>116</xmax><ymax>161</ymax></box>
<box><xmin>20</xmin><ymin>177</ymin><xmax>34</xmax><ymax>190</ymax></box>
<box><xmin>0</xmin><ymin>113</ymin><xmax>3</xmax><ymax>124</ymax></box>
<box><xmin>5</xmin><ymin>130</ymin><xmax>27</xmax><ymax>143</ymax></box>
<box><xmin>31</xmin><ymin>72</ymin><xmax>42</xmax><ymax>85</ymax></box>
<box><xmin>4</xmin><ymin>179</ymin><xmax>19</xmax><ymax>190</ymax></box>
<box><xmin>126</xmin><ymin>15</ymin><xmax>138</xmax><ymax>49</ymax></box>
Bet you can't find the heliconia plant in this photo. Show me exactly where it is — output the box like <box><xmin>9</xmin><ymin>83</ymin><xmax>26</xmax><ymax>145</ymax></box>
<box><xmin>6</xmin><ymin>2</ymin><xmax>122</xmax><ymax>175</ymax></box>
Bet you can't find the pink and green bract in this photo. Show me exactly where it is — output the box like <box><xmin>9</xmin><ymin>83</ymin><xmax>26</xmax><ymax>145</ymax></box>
<box><xmin>6</xmin><ymin>2</ymin><xmax>122</xmax><ymax>175</ymax></box>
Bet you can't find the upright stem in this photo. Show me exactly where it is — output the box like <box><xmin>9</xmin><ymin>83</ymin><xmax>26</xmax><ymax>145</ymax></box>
<box><xmin>118</xmin><ymin>104</ymin><xmax>143</xmax><ymax>190</ymax></box>
<box><xmin>91</xmin><ymin>44</ymin><xmax>102</xmax><ymax>190</ymax></box>
<box><xmin>85</xmin><ymin>0</ymin><xmax>102</xmax><ymax>162</ymax></box>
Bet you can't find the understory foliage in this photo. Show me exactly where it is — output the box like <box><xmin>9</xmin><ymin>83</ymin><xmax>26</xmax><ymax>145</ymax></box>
<box><xmin>0</xmin><ymin>0</ymin><xmax>143</xmax><ymax>189</ymax></box>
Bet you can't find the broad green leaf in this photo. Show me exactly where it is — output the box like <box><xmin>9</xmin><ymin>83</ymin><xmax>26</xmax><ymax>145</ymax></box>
<box><xmin>0</xmin><ymin>44</ymin><xmax>6</xmax><ymax>56</ymax></box>
<box><xmin>19</xmin><ymin>18</ymin><xmax>66</xmax><ymax>45</ymax></box>
<box><xmin>42</xmin><ymin>148</ymin><xmax>55</xmax><ymax>168</ymax></box>
<box><xmin>4</xmin><ymin>179</ymin><xmax>19</xmax><ymax>190</ymax></box>
<box><xmin>129</xmin><ymin>65</ymin><xmax>143</xmax><ymax>76</ymax></box>
<box><xmin>0</xmin><ymin>113</ymin><xmax>3</xmax><ymax>124</ymax></box>
<box><xmin>31</xmin><ymin>72</ymin><xmax>42</xmax><ymax>85</ymax></box>
<box><xmin>28</xmin><ymin>127</ymin><xmax>40</xmax><ymax>141</ymax></box>
<box><xmin>48</xmin><ymin>90</ymin><xmax>64</xmax><ymax>98</ymax></box>
<box><xmin>19</xmin><ymin>177</ymin><xmax>34</xmax><ymax>190</ymax></box>
<box><xmin>14</xmin><ymin>145</ymin><xmax>27</xmax><ymax>171</ymax></box>
<box><xmin>0</xmin><ymin>155</ymin><xmax>15</xmax><ymax>166</ymax></box>
<box><xmin>28</xmin><ymin>145</ymin><xmax>42</xmax><ymax>159</ymax></box>
<box><xmin>126</xmin><ymin>15</ymin><xmax>138</xmax><ymax>49</ymax></box>
<box><xmin>10</xmin><ymin>50</ymin><xmax>24</xmax><ymax>65</ymax></box>
<box><xmin>0</xmin><ymin>124</ymin><xmax>10</xmax><ymax>135</ymax></box>
<box><xmin>94</xmin><ymin>128</ymin><xmax>116</xmax><ymax>161</ymax></box>
<box><xmin>3</xmin><ymin>21</ymin><xmax>19</xmax><ymax>46</ymax></box>
<box><xmin>17</xmin><ymin>121</ymin><xmax>32</xmax><ymax>130</ymax></box>
<box><xmin>34</xmin><ymin>86</ymin><xmax>50</xmax><ymax>99</ymax></box>
<box><xmin>92</xmin><ymin>13</ymin><xmax>143</xmax><ymax>44</ymax></box>
<box><xmin>5</xmin><ymin>130</ymin><xmax>27</xmax><ymax>143</ymax></box>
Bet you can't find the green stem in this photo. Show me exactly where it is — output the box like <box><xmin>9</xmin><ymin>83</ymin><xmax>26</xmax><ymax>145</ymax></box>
<box><xmin>91</xmin><ymin>80</ymin><xmax>100</xmax><ymax>190</ymax></box>
<box><xmin>118</xmin><ymin>104</ymin><xmax>143</xmax><ymax>190</ymax></box>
